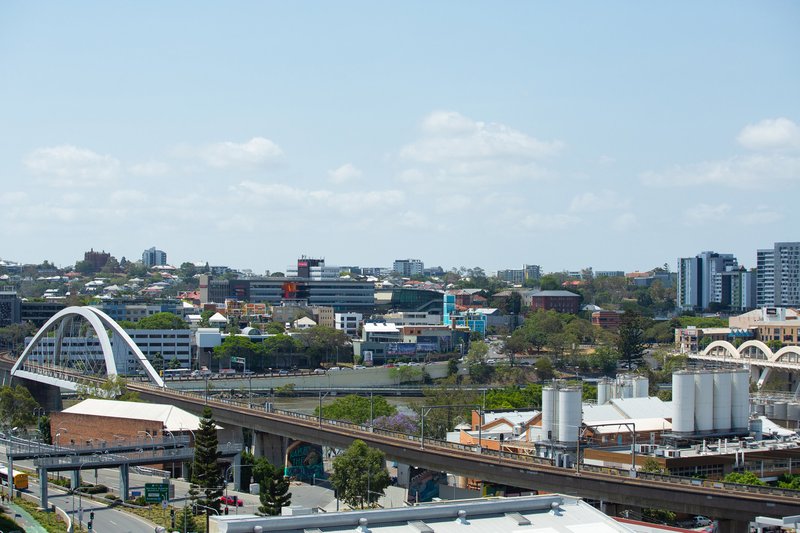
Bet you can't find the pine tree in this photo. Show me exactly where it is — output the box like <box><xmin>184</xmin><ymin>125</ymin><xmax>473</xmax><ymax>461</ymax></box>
<box><xmin>177</xmin><ymin>504</ymin><xmax>198</xmax><ymax>532</ymax></box>
<box><xmin>258</xmin><ymin>462</ymin><xmax>291</xmax><ymax>515</ymax></box>
<box><xmin>616</xmin><ymin>310</ymin><xmax>646</xmax><ymax>370</ymax></box>
<box><xmin>191</xmin><ymin>406</ymin><xmax>223</xmax><ymax>512</ymax></box>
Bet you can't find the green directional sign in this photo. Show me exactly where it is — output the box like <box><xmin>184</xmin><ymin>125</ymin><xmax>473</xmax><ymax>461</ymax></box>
<box><xmin>145</xmin><ymin>482</ymin><xmax>169</xmax><ymax>503</ymax></box>
<box><xmin>230</xmin><ymin>356</ymin><xmax>245</xmax><ymax>364</ymax></box>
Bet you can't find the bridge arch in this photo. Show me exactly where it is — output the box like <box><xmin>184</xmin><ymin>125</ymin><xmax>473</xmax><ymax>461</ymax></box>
<box><xmin>701</xmin><ymin>340</ymin><xmax>741</xmax><ymax>360</ymax></box>
<box><xmin>11</xmin><ymin>306</ymin><xmax>164</xmax><ymax>387</ymax></box>
<box><xmin>774</xmin><ymin>346</ymin><xmax>800</xmax><ymax>364</ymax></box>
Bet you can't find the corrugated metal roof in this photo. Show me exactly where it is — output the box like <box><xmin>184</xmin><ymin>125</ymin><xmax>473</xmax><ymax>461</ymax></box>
<box><xmin>609</xmin><ymin>397</ymin><xmax>673</xmax><ymax>420</ymax></box>
<box><xmin>62</xmin><ymin>399</ymin><xmax>208</xmax><ymax>431</ymax></box>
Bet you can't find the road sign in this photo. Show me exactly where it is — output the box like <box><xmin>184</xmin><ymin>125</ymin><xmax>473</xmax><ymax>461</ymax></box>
<box><xmin>230</xmin><ymin>356</ymin><xmax>245</xmax><ymax>364</ymax></box>
<box><xmin>145</xmin><ymin>482</ymin><xmax>169</xmax><ymax>503</ymax></box>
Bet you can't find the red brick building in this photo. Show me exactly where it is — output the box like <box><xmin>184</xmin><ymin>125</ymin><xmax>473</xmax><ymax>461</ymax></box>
<box><xmin>529</xmin><ymin>290</ymin><xmax>581</xmax><ymax>314</ymax></box>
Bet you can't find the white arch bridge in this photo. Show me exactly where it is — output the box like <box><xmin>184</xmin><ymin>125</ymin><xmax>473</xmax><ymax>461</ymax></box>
<box><xmin>9</xmin><ymin>305</ymin><xmax>165</xmax><ymax>390</ymax></box>
<box><xmin>690</xmin><ymin>340</ymin><xmax>800</xmax><ymax>390</ymax></box>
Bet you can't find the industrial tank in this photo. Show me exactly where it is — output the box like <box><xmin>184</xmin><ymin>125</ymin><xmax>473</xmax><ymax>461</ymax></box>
<box><xmin>541</xmin><ymin>385</ymin><xmax>557</xmax><ymax>441</ymax></box>
<box><xmin>712</xmin><ymin>371</ymin><xmax>732</xmax><ymax>432</ymax></box>
<box><xmin>774</xmin><ymin>402</ymin><xmax>788</xmax><ymax>420</ymax></box>
<box><xmin>557</xmin><ymin>387</ymin><xmax>582</xmax><ymax>445</ymax></box>
<box><xmin>788</xmin><ymin>403</ymin><xmax>800</xmax><ymax>421</ymax></box>
<box><xmin>731</xmin><ymin>369</ymin><xmax>750</xmax><ymax>430</ymax></box>
<box><xmin>672</xmin><ymin>371</ymin><xmax>696</xmax><ymax>435</ymax></box>
<box><xmin>633</xmin><ymin>376</ymin><xmax>649</xmax><ymax>398</ymax></box>
<box><xmin>694</xmin><ymin>371</ymin><xmax>714</xmax><ymax>433</ymax></box>
<box><xmin>597</xmin><ymin>378</ymin><xmax>612</xmax><ymax>406</ymax></box>
<box><xmin>749</xmin><ymin>418</ymin><xmax>763</xmax><ymax>440</ymax></box>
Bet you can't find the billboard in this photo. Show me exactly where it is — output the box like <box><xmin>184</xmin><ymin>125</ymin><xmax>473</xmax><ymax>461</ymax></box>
<box><xmin>386</xmin><ymin>343</ymin><xmax>417</xmax><ymax>356</ymax></box>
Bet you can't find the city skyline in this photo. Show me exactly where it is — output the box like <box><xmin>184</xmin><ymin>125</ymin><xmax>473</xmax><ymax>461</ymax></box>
<box><xmin>1</xmin><ymin>2</ymin><xmax>798</xmax><ymax>273</ymax></box>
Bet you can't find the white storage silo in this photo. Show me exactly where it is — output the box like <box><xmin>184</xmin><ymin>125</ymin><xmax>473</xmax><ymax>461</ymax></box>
<box><xmin>672</xmin><ymin>371</ymin><xmax>696</xmax><ymax>435</ymax></box>
<box><xmin>633</xmin><ymin>376</ymin><xmax>649</xmax><ymax>398</ymax></box>
<box><xmin>754</xmin><ymin>403</ymin><xmax>766</xmax><ymax>416</ymax></box>
<box><xmin>774</xmin><ymin>402</ymin><xmax>788</xmax><ymax>420</ymax></box>
<box><xmin>597</xmin><ymin>378</ymin><xmax>612</xmax><ymax>405</ymax></box>
<box><xmin>712</xmin><ymin>371</ymin><xmax>732</xmax><ymax>432</ymax></box>
<box><xmin>750</xmin><ymin>418</ymin><xmax>763</xmax><ymax>440</ymax></box>
<box><xmin>619</xmin><ymin>378</ymin><xmax>633</xmax><ymax>399</ymax></box>
<box><xmin>731</xmin><ymin>369</ymin><xmax>750</xmax><ymax>430</ymax></box>
<box><xmin>695</xmin><ymin>371</ymin><xmax>714</xmax><ymax>433</ymax></box>
<box><xmin>765</xmin><ymin>403</ymin><xmax>775</xmax><ymax>418</ymax></box>
<box><xmin>788</xmin><ymin>403</ymin><xmax>800</xmax><ymax>421</ymax></box>
<box><xmin>557</xmin><ymin>387</ymin><xmax>582</xmax><ymax>445</ymax></box>
<box><xmin>541</xmin><ymin>384</ymin><xmax>557</xmax><ymax>441</ymax></box>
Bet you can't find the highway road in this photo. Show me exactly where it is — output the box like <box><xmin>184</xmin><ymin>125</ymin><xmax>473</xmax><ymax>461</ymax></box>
<box><xmin>28</xmin><ymin>478</ymin><xmax>157</xmax><ymax>533</ymax></box>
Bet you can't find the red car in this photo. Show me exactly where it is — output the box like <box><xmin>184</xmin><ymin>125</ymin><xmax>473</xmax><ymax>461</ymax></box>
<box><xmin>219</xmin><ymin>495</ymin><xmax>244</xmax><ymax>507</ymax></box>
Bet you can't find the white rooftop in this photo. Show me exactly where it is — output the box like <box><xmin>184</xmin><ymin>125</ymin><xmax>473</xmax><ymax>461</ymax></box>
<box><xmin>364</xmin><ymin>322</ymin><xmax>400</xmax><ymax>333</ymax></box>
<box><xmin>208</xmin><ymin>494</ymin><xmax>635</xmax><ymax>533</ymax></box>
<box><xmin>62</xmin><ymin>399</ymin><xmax>210</xmax><ymax>431</ymax></box>
<box><xmin>587</xmin><ymin>417</ymin><xmax>672</xmax><ymax>434</ymax></box>
<box><xmin>485</xmin><ymin>410</ymin><xmax>538</xmax><ymax>427</ymax></box>
<box><xmin>209</xmin><ymin>312</ymin><xmax>227</xmax><ymax>323</ymax></box>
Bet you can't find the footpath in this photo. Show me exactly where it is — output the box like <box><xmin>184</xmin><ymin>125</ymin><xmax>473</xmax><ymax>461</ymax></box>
<box><xmin>2</xmin><ymin>499</ymin><xmax>49</xmax><ymax>533</ymax></box>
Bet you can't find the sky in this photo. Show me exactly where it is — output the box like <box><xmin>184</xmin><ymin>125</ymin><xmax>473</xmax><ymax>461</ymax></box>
<box><xmin>1</xmin><ymin>2</ymin><xmax>798</xmax><ymax>275</ymax></box>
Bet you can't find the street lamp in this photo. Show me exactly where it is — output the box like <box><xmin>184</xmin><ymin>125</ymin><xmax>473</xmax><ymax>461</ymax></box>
<box><xmin>56</xmin><ymin>427</ymin><xmax>68</xmax><ymax>448</ymax></box>
<box><xmin>138</xmin><ymin>430</ymin><xmax>154</xmax><ymax>447</ymax></box>
<box><xmin>71</xmin><ymin>453</ymin><xmax>99</xmax><ymax>533</ymax></box>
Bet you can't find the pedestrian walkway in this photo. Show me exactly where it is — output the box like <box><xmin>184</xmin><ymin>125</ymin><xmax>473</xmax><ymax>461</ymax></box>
<box><xmin>3</xmin><ymin>500</ymin><xmax>49</xmax><ymax>533</ymax></box>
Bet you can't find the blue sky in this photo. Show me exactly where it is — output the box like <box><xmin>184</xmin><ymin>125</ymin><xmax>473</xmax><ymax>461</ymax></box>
<box><xmin>1</xmin><ymin>2</ymin><xmax>798</xmax><ymax>274</ymax></box>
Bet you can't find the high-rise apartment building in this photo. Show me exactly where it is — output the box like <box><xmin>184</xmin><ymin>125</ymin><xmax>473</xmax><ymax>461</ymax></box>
<box><xmin>393</xmin><ymin>259</ymin><xmax>424</xmax><ymax>277</ymax></box>
<box><xmin>142</xmin><ymin>247</ymin><xmax>167</xmax><ymax>267</ymax></box>
<box><xmin>497</xmin><ymin>269</ymin><xmax>524</xmax><ymax>284</ymax></box>
<box><xmin>677</xmin><ymin>251</ymin><xmax>738</xmax><ymax>310</ymax></box>
<box><xmin>523</xmin><ymin>264</ymin><xmax>541</xmax><ymax>283</ymax></box>
<box><xmin>757</xmin><ymin>242</ymin><xmax>800</xmax><ymax>307</ymax></box>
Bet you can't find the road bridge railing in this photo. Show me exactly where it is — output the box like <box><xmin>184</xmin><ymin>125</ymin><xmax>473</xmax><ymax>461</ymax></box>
<box><xmin>131</xmin><ymin>381</ymin><xmax>800</xmax><ymax>504</ymax></box>
<box><xmin>8</xmin><ymin>359</ymin><xmax>800</xmax><ymax>507</ymax></box>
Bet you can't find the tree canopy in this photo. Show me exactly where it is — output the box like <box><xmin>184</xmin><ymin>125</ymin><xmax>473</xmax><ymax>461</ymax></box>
<box><xmin>330</xmin><ymin>439</ymin><xmax>391</xmax><ymax>509</ymax></box>
<box><xmin>0</xmin><ymin>385</ymin><xmax>39</xmax><ymax>431</ymax></box>
<box><xmin>316</xmin><ymin>394</ymin><xmax>396</xmax><ymax>424</ymax></box>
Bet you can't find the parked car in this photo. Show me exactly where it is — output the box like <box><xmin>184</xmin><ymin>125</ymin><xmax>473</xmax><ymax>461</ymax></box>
<box><xmin>313</xmin><ymin>368</ymin><xmax>327</xmax><ymax>374</ymax></box>
<box><xmin>693</xmin><ymin>516</ymin><xmax>712</xmax><ymax>527</ymax></box>
<box><xmin>327</xmin><ymin>366</ymin><xmax>342</xmax><ymax>372</ymax></box>
<box><xmin>219</xmin><ymin>495</ymin><xmax>243</xmax><ymax>507</ymax></box>
<box><xmin>353</xmin><ymin>365</ymin><xmax>366</xmax><ymax>370</ymax></box>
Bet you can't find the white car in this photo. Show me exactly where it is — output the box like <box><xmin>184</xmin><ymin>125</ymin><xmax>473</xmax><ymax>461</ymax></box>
<box><xmin>692</xmin><ymin>516</ymin><xmax>712</xmax><ymax>527</ymax></box>
<box><xmin>353</xmin><ymin>365</ymin><xmax>366</xmax><ymax>370</ymax></box>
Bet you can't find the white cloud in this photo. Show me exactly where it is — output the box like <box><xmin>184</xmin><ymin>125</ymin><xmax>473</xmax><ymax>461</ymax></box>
<box><xmin>24</xmin><ymin>145</ymin><xmax>120</xmax><ymax>186</ymax></box>
<box><xmin>642</xmin><ymin>153</ymin><xmax>800</xmax><ymax>189</ymax></box>
<box><xmin>176</xmin><ymin>137</ymin><xmax>283</xmax><ymax>169</ymax></box>
<box><xmin>518</xmin><ymin>212</ymin><xmax>580</xmax><ymax>231</ymax></box>
<box><xmin>741</xmin><ymin>206</ymin><xmax>783</xmax><ymax>226</ymax></box>
<box><xmin>569</xmin><ymin>190</ymin><xmax>630</xmax><ymax>213</ymax></box>
<box><xmin>403</xmin><ymin>111</ymin><xmax>563</xmax><ymax>163</ymax></box>
<box><xmin>612</xmin><ymin>213</ymin><xmax>637</xmax><ymax>231</ymax></box>
<box><xmin>683</xmin><ymin>203</ymin><xmax>732</xmax><ymax>225</ymax></box>
<box><xmin>128</xmin><ymin>161</ymin><xmax>171</xmax><ymax>177</ymax></box>
<box><xmin>109</xmin><ymin>189</ymin><xmax>148</xmax><ymax>205</ymax></box>
<box><xmin>399</xmin><ymin>111</ymin><xmax>563</xmax><ymax>187</ymax></box>
<box><xmin>0</xmin><ymin>191</ymin><xmax>28</xmax><ymax>205</ymax></box>
<box><xmin>643</xmin><ymin>118</ymin><xmax>800</xmax><ymax>189</ymax></box>
<box><xmin>328</xmin><ymin>163</ymin><xmax>363</xmax><ymax>184</ymax></box>
<box><xmin>737</xmin><ymin>117</ymin><xmax>800</xmax><ymax>152</ymax></box>
<box><xmin>234</xmin><ymin>181</ymin><xmax>404</xmax><ymax>214</ymax></box>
